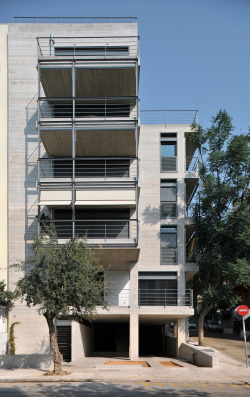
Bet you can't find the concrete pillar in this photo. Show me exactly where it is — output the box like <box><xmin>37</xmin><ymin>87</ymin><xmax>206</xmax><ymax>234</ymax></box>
<box><xmin>129</xmin><ymin>314</ymin><xmax>139</xmax><ymax>360</ymax></box>
<box><xmin>176</xmin><ymin>318</ymin><xmax>186</xmax><ymax>358</ymax></box>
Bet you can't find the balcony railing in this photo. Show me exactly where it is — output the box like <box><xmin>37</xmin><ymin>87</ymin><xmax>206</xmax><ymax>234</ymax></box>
<box><xmin>138</xmin><ymin>289</ymin><xmax>193</xmax><ymax>307</ymax></box>
<box><xmin>185</xmin><ymin>157</ymin><xmax>199</xmax><ymax>172</ymax></box>
<box><xmin>40</xmin><ymin>219</ymin><xmax>138</xmax><ymax>245</ymax></box>
<box><xmin>104</xmin><ymin>289</ymin><xmax>130</xmax><ymax>306</ymax></box>
<box><xmin>39</xmin><ymin>157</ymin><xmax>137</xmax><ymax>180</ymax></box>
<box><xmin>38</xmin><ymin>97</ymin><xmax>138</xmax><ymax>121</ymax></box>
<box><xmin>186</xmin><ymin>203</ymin><xmax>197</xmax><ymax>218</ymax></box>
<box><xmin>140</xmin><ymin>110</ymin><xmax>198</xmax><ymax>125</ymax></box>
<box><xmin>37</xmin><ymin>36</ymin><xmax>139</xmax><ymax>59</ymax></box>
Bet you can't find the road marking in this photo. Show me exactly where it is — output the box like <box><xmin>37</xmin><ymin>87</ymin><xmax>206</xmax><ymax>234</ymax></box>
<box><xmin>230</xmin><ymin>384</ymin><xmax>240</xmax><ymax>389</ymax></box>
<box><xmin>153</xmin><ymin>383</ymin><xmax>165</xmax><ymax>387</ymax></box>
<box><xmin>244</xmin><ymin>385</ymin><xmax>250</xmax><ymax>389</ymax></box>
<box><xmin>200</xmin><ymin>383</ymin><xmax>209</xmax><ymax>387</ymax></box>
<box><xmin>168</xmin><ymin>382</ymin><xmax>179</xmax><ymax>387</ymax></box>
<box><xmin>182</xmin><ymin>383</ymin><xmax>194</xmax><ymax>387</ymax></box>
<box><xmin>141</xmin><ymin>382</ymin><xmax>151</xmax><ymax>387</ymax></box>
<box><xmin>215</xmin><ymin>384</ymin><xmax>224</xmax><ymax>388</ymax></box>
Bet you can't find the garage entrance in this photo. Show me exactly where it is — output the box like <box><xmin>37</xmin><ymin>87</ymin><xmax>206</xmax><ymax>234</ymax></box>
<box><xmin>94</xmin><ymin>323</ymin><xmax>129</xmax><ymax>353</ymax></box>
<box><xmin>139</xmin><ymin>325</ymin><xmax>164</xmax><ymax>356</ymax></box>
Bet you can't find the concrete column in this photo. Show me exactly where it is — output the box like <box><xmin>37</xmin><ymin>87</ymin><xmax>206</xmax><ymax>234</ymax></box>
<box><xmin>129</xmin><ymin>314</ymin><xmax>139</xmax><ymax>360</ymax></box>
<box><xmin>176</xmin><ymin>318</ymin><xmax>186</xmax><ymax>358</ymax></box>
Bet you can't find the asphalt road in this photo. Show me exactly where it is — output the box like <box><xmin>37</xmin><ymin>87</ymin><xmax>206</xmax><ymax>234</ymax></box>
<box><xmin>1</xmin><ymin>382</ymin><xmax>250</xmax><ymax>396</ymax></box>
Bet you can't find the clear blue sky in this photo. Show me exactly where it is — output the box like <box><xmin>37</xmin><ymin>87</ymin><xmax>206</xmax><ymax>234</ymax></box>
<box><xmin>1</xmin><ymin>0</ymin><xmax>249</xmax><ymax>133</ymax></box>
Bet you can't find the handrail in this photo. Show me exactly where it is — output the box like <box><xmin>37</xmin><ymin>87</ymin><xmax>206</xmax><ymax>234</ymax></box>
<box><xmin>39</xmin><ymin>219</ymin><xmax>138</xmax><ymax>244</ymax></box>
<box><xmin>38</xmin><ymin>157</ymin><xmax>137</xmax><ymax>180</ymax></box>
<box><xmin>140</xmin><ymin>110</ymin><xmax>198</xmax><ymax>125</ymax></box>
<box><xmin>138</xmin><ymin>289</ymin><xmax>193</xmax><ymax>307</ymax></box>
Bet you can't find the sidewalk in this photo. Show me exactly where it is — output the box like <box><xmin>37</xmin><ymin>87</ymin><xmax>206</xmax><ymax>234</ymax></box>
<box><xmin>0</xmin><ymin>344</ymin><xmax>249</xmax><ymax>384</ymax></box>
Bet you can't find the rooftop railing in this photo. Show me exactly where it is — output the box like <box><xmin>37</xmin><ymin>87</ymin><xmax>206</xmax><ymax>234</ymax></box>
<box><xmin>37</xmin><ymin>36</ymin><xmax>139</xmax><ymax>59</ymax></box>
<box><xmin>140</xmin><ymin>110</ymin><xmax>198</xmax><ymax>125</ymax></box>
<box><xmin>13</xmin><ymin>17</ymin><xmax>137</xmax><ymax>23</ymax></box>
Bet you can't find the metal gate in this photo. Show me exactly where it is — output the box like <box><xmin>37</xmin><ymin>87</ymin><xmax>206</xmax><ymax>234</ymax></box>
<box><xmin>56</xmin><ymin>325</ymin><xmax>71</xmax><ymax>362</ymax></box>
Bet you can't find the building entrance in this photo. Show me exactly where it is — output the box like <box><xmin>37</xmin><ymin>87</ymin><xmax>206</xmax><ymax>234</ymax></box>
<box><xmin>94</xmin><ymin>323</ymin><xmax>129</xmax><ymax>353</ymax></box>
<box><xmin>139</xmin><ymin>325</ymin><xmax>164</xmax><ymax>355</ymax></box>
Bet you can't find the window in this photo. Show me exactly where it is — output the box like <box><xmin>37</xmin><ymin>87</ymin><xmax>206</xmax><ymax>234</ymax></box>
<box><xmin>160</xmin><ymin>226</ymin><xmax>177</xmax><ymax>265</ymax></box>
<box><xmin>161</xmin><ymin>133</ymin><xmax>177</xmax><ymax>172</ymax></box>
<box><xmin>138</xmin><ymin>272</ymin><xmax>177</xmax><ymax>306</ymax></box>
<box><xmin>161</xmin><ymin>179</ymin><xmax>177</xmax><ymax>218</ymax></box>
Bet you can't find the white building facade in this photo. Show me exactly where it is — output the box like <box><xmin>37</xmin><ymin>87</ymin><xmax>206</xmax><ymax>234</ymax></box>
<box><xmin>0</xmin><ymin>18</ymin><xmax>198</xmax><ymax>361</ymax></box>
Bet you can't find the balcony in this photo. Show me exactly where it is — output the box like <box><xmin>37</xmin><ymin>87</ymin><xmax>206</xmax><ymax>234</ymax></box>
<box><xmin>39</xmin><ymin>157</ymin><xmax>138</xmax><ymax>181</ymax></box>
<box><xmin>138</xmin><ymin>289</ymin><xmax>193</xmax><ymax>307</ymax></box>
<box><xmin>37</xmin><ymin>36</ymin><xmax>139</xmax><ymax>60</ymax></box>
<box><xmin>40</xmin><ymin>219</ymin><xmax>138</xmax><ymax>246</ymax></box>
<box><xmin>39</xmin><ymin>97</ymin><xmax>138</xmax><ymax>122</ymax></box>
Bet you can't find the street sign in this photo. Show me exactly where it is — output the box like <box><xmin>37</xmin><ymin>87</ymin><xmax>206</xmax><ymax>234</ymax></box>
<box><xmin>237</xmin><ymin>305</ymin><xmax>250</xmax><ymax>317</ymax></box>
<box><xmin>235</xmin><ymin>305</ymin><xmax>249</xmax><ymax>368</ymax></box>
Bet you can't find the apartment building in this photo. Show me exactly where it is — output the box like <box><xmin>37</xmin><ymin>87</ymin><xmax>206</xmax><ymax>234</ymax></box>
<box><xmin>0</xmin><ymin>18</ymin><xmax>199</xmax><ymax>361</ymax></box>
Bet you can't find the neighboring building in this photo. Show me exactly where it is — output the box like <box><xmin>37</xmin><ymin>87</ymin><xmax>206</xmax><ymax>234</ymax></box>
<box><xmin>0</xmin><ymin>17</ymin><xmax>199</xmax><ymax>361</ymax></box>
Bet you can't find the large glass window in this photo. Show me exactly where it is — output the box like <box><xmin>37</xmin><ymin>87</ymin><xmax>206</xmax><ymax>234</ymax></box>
<box><xmin>160</xmin><ymin>226</ymin><xmax>177</xmax><ymax>265</ymax></box>
<box><xmin>161</xmin><ymin>133</ymin><xmax>177</xmax><ymax>172</ymax></box>
<box><xmin>161</xmin><ymin>179</ymin><xmax>177</xmax><ymax>218</ymax></box>
<box><xmin>138</xmin><ymin>272</ymin><xmax>177</xmax><ymax>306</ymax></box>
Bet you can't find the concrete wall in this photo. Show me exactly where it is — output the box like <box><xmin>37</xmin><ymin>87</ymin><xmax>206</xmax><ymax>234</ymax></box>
<box><xmin>105</xmin><ymin>271</ymin><xmax>130</xmax><ymax>306</ymax></box>
<box><xmin>0</xmin><ymin>354</ymin><xmax>53</xmax><ymax>369</ymax></box>
<box><xmin>180</xmin><ymin>343</ymin><xmax>219</xmax><ymax>368</ymax></box>
<box><xmin>72</xmin><ymin>322</ymin><xmax>94</xmax><ymax>359</ymax></box>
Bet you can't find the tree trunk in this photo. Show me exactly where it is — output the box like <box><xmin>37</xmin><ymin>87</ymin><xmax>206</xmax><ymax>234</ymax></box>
<box><xmin>198</xmin><ymin>303</ymin><xmax>213</xmax><ymax>346</ymax></box>
<box><xmin>44</xmin><ymin>313</ymin><xmax>63</xmax><ymax>374</ymax></box>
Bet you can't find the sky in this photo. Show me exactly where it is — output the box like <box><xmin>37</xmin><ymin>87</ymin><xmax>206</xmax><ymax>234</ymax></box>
<box><xmin>1</xmin><ymin>0</ymin><xmax>250</xmax><ymax>133</ymax></box>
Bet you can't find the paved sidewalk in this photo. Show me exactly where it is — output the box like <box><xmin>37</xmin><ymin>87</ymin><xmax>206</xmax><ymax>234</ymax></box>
<box><xmin>0</xmin><ymin>343</ymin><xmax>249</xmax><ymax>384</ymax></box>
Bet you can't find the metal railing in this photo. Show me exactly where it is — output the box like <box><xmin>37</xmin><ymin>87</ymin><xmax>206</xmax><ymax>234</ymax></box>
<box><xmin>186</xmin><ymin>203</ymin><xmax>197</xmax><ymax>218</ymax></box>
<box><xmin>104</xmin><ymin>289</ymin><xmax>130</xmax><ymax>306</ymax></box>
<box><xmin>39</xmin><ymin>97</ymin><xmax>138</xmax><ymax>120</ymax></box>
<box><xmin>186</xmin><ymin>248</ymin><xmax>197</xmax><ymax>263</ymax></box>
<box><xmin>138</xmin><ymin>289</ymin><xmax>193</xmax><ymax>307</ymax></box>
<box><xmin>140</xmin><ymin>110</ymin><xmax>198</xmax><ymax>125</ymax></box>
<box><xmin>40</xmin><ymin>219</ymin><xmax>138</xmax><ymax>244</ymax></box>
<box><xmin>39</xmin><ymin>157</ymin><xmax>137</xmax><ymax>180</ymax></box>
<box><xmin>185</xmin><ymin>156</ymin><xmax>199</xmax><ymax>172</ymax></box>
<box><xmin>37</xmin><ymin>36</ymin><xmax>139</xmax><ymax>58</ymax></box>
<box><xmin>14</xmin><ymin>17</ymin><xmax>137</xmax><ymax>23</ymax></box>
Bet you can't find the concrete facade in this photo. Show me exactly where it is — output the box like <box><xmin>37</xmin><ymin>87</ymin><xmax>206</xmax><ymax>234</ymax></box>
<box><xmin>0</xmin><ymin>19</ymin><xmax>198</xmax><ymax>360</ymax></box>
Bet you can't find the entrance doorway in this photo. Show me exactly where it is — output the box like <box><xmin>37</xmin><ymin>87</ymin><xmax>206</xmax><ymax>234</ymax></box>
<box><xmin>94</xmin><ymin>323</ymin><xmax>129</xmax><ymax>353</ymax></box>
<box><xmin>139</xmin><ymin>325</ymin><xmax>164</xmax><ymax>355</ymax></box>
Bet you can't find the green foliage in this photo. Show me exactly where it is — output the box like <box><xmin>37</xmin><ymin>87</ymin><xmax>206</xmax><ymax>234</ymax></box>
<box><xmin>9</xmin><ymin>322</ymin><xmax>21</xmax><ymax>355</ymax></box>
<box><xmin>193</xmin><ymin>110</ymin><xmax>250</xmax><ymax>313</ymax></box>
<box><xmin>14</xmin><ymin>230</ymin><xmax>107</xmax><ymax>319</ymax></box>
<box><xmin>0</xmin><ymin>280</ymin><xmax>16</xmax><ymax>307</ymax></box>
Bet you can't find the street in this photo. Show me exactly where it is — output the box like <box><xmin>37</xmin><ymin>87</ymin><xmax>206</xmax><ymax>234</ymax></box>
<box><xmin>1</xmin><ymin>382</ymin><xmax>250</xmax><ymax>396</ymax></box>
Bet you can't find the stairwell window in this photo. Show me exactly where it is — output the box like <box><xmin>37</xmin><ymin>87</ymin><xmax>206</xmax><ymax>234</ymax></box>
<box><xmin>160</xmin><ymin>226</ymin><xmax>177</xmax><ymax>265</ymax></box>
<box><xmin>161</xmin><ymin>133</ymin><xmax>177</xmax><ymax>172</ymax></box>
<box><xmin>161</xmin><ymin>179</ymin><xmax>177</xmax><ymax>218</ymax></box>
